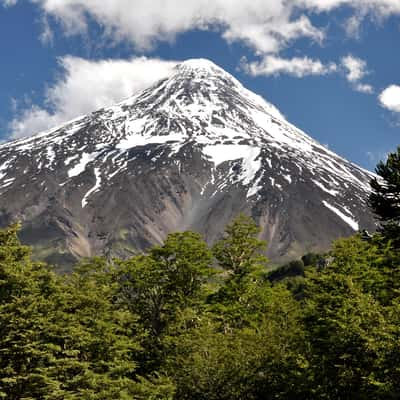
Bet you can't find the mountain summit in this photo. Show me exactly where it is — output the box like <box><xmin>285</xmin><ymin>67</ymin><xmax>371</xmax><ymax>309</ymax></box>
<box><xmin>0</xmin><ymin>59</ymin><xmax>375</xmax><ymax>267</ymax></box>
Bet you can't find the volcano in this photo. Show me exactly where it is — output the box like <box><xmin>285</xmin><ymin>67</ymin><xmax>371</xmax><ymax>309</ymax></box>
<box><xmin>0</xmin><ymin>59</ymin><xmax>376</xmax><ymax>267</ymax></box>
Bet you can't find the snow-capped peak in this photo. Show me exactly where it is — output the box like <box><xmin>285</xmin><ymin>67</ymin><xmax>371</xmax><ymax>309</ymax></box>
<box><xmin>0</xmin><ymin>58</ymin><xmax>373</xmax><ymax>207</ymax></box>
<box><xmin>175</xmin><ymin>58</ymin><xmax>228</xmax><ymax>74</ymax></box>
<box><xmin>0</xmin><ymin>58</ymin><xmax>377</xmax><ymax>265</ymax></box>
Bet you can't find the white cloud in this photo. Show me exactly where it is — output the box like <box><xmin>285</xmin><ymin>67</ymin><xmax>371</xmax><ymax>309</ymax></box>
<box><xmin>2</xmin><ymin>0</ymin><xmax>327</xmax><ymax>55</ymax></box>
<box><xmin>343</xmin><ymin>13</ymin><xmax>366</xmax><ymax>38</ymax></box>
<box><xmin>298</xmin><ymin>0</ymin><xmax>400</xmax><ymax>16</ymax></box>
<box><xmin>242</xmin><ymin>56</ymin><xmax>337</xmax><ymax>78</ymax></box>
<box><xmin>2</xmin><ymin>0</ymin><xmax>398</xmax><ymax>89</ymax></box>
<box><xmin>379</xmin><ymin>85</ymin><xmax>400</xmax><ymax>112</ymax></box>
<box><xmin>341</xmin><ymin>55</ymin><xmax>369</xmax><ymax>82</ymax></box>
<box><xmin>340</xmin><ymin>55</ymin><xmax>374</xmax><ymax>93</ymax></box>
<box><xmin>354</xmin><ymin>83</ymin><xmax>374</xmax><ymax>94</ymax></box>
<box><xmin>9</xmin><ymin>56</ymin><xmax>178</xmax><ymax>139</ymax></box>
<box><xmin>0</xmin><ymin>0</ymin><xmax>395</xmax><ymax>56</ymax></box>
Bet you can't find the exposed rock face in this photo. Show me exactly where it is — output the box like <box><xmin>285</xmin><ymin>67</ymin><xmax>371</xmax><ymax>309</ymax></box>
<box><xmin>0</xmin><ymin>59</ymin><xmax>376</xmax><ymax>268</ymax></box>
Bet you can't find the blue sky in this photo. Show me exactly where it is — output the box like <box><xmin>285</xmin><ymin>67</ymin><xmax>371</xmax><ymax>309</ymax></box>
<box><xmin>1</xmin><ymin>1</ymin><xmax>400</xmax><ymax>171</ymax></box>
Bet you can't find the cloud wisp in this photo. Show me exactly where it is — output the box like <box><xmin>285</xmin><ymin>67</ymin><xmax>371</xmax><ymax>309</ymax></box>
<box><xmin>242</xmin><ymin>56</ymin><xmax>337</xmax><ymax>78</ymax></box>
<box><xmin>242</xmin><ymin>54</ymin><xmax>375</xmax><ymax>96</ymax></box>
<box><xmin>9</xmin><ymin>57</ymin><xmax>178</xmax><ymax>139</ymax></box>
<box><xmin>341</xmin><ymin>55</ymin><xmax>374</xmax><ymax>94</ymax></box>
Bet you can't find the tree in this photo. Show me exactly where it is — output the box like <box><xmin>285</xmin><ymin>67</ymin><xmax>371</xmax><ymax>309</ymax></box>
<box><xmin>5</xmin><ymin>214</ymin><xmax>400</xmax><ymax>399</ymax></box>
<box><xmin>301</xmin><ymin>234</ymin><xmax>400</xmax><ymax>399</ymax></box>
<box><xmin>268</xmin><ymin>259</ymin><xmax>305</xmax><ymax>283</ymax></box>
<box><xmin>212</xmin><ymin>214</ymin><xmax>268</xmax><ymax>297</ymax></box>
<box><xmin>303</xmin><ymin>270</ymin><xmax>394</xmax><ymax>399</ymax></box>
<box><xmin>169</xmin><ymin>284</ymin><xmax>307</xmax><ymax>400</ymax></box>
<box><xmin>0</xmin><ymin>224</ymin><xmax>61</xmax><ymax>399</ymax></box>
<box><xmin>212</xmin><ymin>214</ymin><xmax>268</xmax><ymax>279</ymax></box>
<box><xmin>117</xmin><ymin>231</ymin><xmax>213</xmax><ymax>338</ymax></box>
<box><xmin>149</xmin><ymin>232</ymin><xmax>214</xmax><ymax>307</ymax></box>
<box><xmin>369</xmin><ymin>147</ymin><xmax>400</xmax><ymax>242</ymax></box>
<box><xmin>0</xmin><ymin>226</ymin><xmax>173</xmax><ymax>399</ymax></box>
<box><xmin>116</xmin><ymin>231</ymin><xmax>214</xmax><ymax>375</ymax></box>
<box><xmin>208</xmin><ymin>215</ymin><xmax>272</xmax><ymax>330</ymax></box>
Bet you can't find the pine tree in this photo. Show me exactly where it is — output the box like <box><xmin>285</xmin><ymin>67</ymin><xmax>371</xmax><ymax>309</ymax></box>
<box><xmin>369</xmin><ymin>147</ymin><xmax>400</xmax><ymax>242</ymax></box>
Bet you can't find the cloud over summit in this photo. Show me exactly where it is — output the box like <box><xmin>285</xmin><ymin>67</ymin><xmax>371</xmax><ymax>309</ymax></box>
<box><xmin>4</xmin><ymin>0</ymin><xmax>400</xmax><ymax>142</ymax></box>
<box><xmin>9</xmin><ymin>57</ymin><xmax>177</xmax><ymax>139</ymax></box>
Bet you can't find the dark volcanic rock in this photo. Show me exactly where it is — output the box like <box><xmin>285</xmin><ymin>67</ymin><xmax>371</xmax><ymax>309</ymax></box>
<box><xmin>0</xmin><ymin>59</ymin><xmax>376</xmax><ymax>267</ymax></box>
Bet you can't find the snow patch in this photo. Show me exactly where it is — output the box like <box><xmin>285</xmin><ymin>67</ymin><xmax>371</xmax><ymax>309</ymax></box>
<box><xmin>270</xmin><ymin>177</ymin><xmax>275</xmax><ymax>187</ymax></box>
<box><xmin>312</xmin><ymin>179</ymin><xmax>339</xmax><ymax>196</ymax></box>
<box><xmin>282</xmin><ymin>174</ymin><xmax>292</xmax><ymax>184</ymax></box>
<box><xmin>323</xmin><ymin>201</ymin><xmax>359</xmax><ymax>231</ymax></box>
<box><xmin>0</xmin><ymin>178</ymin><xmax>15</xmax><ymax>189</ymax></box>
<box><xmin>202</xmin><ymin>144</ymin><xmax>258</xmax><ymax>168</ymax></box>
<box><xmin>117</xmin><ymin>116</ymin><xmax>184</xmax><ymax>150</ymax></box>
<box><xmin>0</xmin><ymin>159</ymin><xmax>14</xmax><ymax>180</ymax></box>
<box><xmin>65</xmin><ymin>154</ymin><xmax>79</xmax><ymax>166</ymax></box>
<box><xmin>82</xmin><ymin>168</ymin><xmax>102</xmax><ymax>208</ymax></box>
<box><xmin>68</xmin><ymin>152</ymin><xmax>100</xmax><ymax>178</ymax></box>
<box><xmin>241</xmin><ymin>148</ymin><xmax>262</xmax><ymax>186</ymax></box>
<box><xmin>202</xmin><ymin>144</ymin><xmax>262</xmax><ymax>197</ymax></box>
<box><xmin>46</xmin><ymin>146</ymin><xmax>56</xmax><ymax>169</ymax></box>
<box><xmin>247</xmin><ymin>172</ymin><xmax>264</xmax><ymax>198</ymax></box>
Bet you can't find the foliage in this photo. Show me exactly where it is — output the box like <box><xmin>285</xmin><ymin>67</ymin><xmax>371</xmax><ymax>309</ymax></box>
<box><xmin>116</xmin><ymin>231</ymin><xmax>213</xmax><ymax>337</ymax></box>
<box><xmin>369</xmin><ymin>146</ymin><xmax>400</xmax><ymax>242</ymax></box>
<box><xmin>212</xmin><ymin>214</ymin><xmax>268</xmax><ymax>278</ymax></box>
<box><xmin>169</xmin><ymin>284</ymin><xmax>307</xmax><ymax>400</ymax></box>
<box><xmin>268</xmin><ymin>259</ymin><xmax>305</xmax><ymax>282</ymax></box>
<box><xmin>210</xmin><ymin>214</ymin><xmax>270</xmax><ymax>326</ymax></box>
<box><xmin>1</xmin><ymin>211</ymin><xmax>400</xmax><ymax>399</ymax></box>
<box><xmin>0</xmin><ymin>228</ymin><xmax>174</xmax><ymax>399</ymax></box>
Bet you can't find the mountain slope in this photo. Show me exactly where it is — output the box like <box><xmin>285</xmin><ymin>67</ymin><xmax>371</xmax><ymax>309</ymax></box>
<box><xmin>0</xmin><ymin>59</ymin><xmax>376</xmax><ymax>267</ymax></box>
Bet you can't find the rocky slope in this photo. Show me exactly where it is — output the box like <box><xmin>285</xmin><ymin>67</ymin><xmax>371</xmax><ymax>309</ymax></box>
<box><xmin>0</xmin><ymin>59</ymin><xmax>376</xmax><ymax>267</ymax></box>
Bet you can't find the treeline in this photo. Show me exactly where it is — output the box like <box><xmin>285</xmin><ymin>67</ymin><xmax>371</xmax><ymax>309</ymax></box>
<box><xmin>1</xmin><ymin>149</ymin><xmax>400</xmax><ymax>399</ymax></box>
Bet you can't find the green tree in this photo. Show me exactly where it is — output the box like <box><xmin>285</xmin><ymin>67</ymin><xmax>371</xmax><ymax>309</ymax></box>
<box><xmin>0</xmin><ymin>226</ymin><xmax>174</xmax><ymax>399</ymax></box>
<box><xmin>49</xmin><ymin>258</ymin><xmax>141</xmax><ymax>399</ymax></box>
<box><xmin>369</xmin><ymin>147</ymin><xmax>400</xmax><ymax>242</ymax></box>
<box><xmin>169</xmin><ymin>284</ymin><xmax>307</xmax><ymax>400</ymax></box>
<box><xmin>116</xmin><ymin>231</ymin><xmax>213</xmax><ymax>375</ymax></box>
<box><xmin>5</xmin><ymin>212</ymin><xmax>400</xmax><ymax>400</ymax></box>
<box><xmin>301</xmin><ymin>235</ymin><xmax>400</xmax><ymax>399</ymax></box>
<box><xmin>0</xmin><ymin>225</ymin><xmax>62</xmax><ymax>399</ymax></box>
<box><xmin>117</xmin><ymin>231</ymin><xmax>213</xmax><ymax>338</ymax></box>
<box><xmin>212</xmin><ymin>214</ymin><xmax>268</xmax><ymax>279</ymax></box>
<box><xmin>210</xmin><ymin>215</ymin><xmax>270</xmax><ymax>328</ymax></box>
<box><xmin>328</xmin><ymin>234</ymin><xmax>400</xmax><ymax>305</ymax></box>
<box><xmin>212</xmin><ymin>214</ymin><xmax>268</xmax><ymax>298</ymax></box>
<box><xmin>303</xmin><ymin>272</ymin><xmax>393</xmax><ymax>398</ymax></box>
